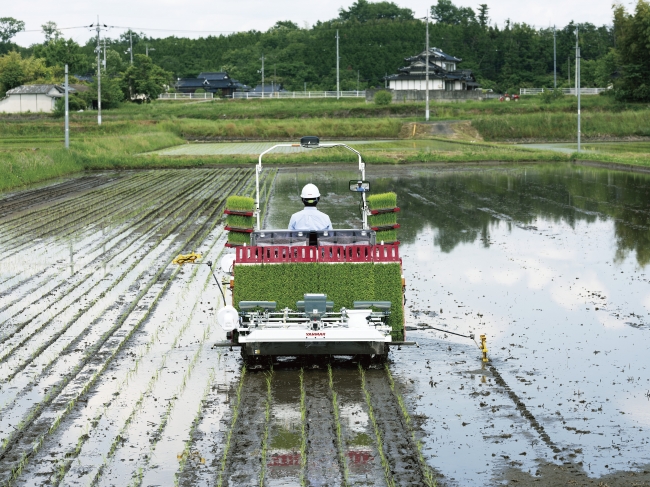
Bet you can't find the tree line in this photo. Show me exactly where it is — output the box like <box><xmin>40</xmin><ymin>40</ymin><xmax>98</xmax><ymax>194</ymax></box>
<box><xmin>0</xmin><ymin>0</ymin><xmax>648</xmax><ymax>102</ymax></box>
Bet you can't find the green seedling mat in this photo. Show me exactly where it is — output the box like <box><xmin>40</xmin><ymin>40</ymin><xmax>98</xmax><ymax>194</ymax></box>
<box><xmin>226</xmin><ymin>195</ymin><xmax>254</xmax><ymax>245</ymax></box>
<box><xmin>234</xmin><ymin>262</ymin><xmax>404</xmax><ymax>338</ymax></box>
<box><xmin>368</xmin><ymin>192</ymin><xmax>398</xmax><ymax>243</ymax></box>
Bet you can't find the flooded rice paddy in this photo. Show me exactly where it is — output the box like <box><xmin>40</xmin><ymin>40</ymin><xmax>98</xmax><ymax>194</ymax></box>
<box><xmin>154</xmin><ymin>139</ymin><xmax>463</xmax><ymax>156</ymax></box>
<box><xmin>1</xmin><ymin>162</ymin><xmax>649</xmax><ymax>486</ymax></box>
<box><xmin>518</xmin><ymin>141</ymin><xmax>650</xmax><ymax>155</ymax></box>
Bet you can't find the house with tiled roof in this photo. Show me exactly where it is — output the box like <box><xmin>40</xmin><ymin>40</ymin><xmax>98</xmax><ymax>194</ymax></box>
<box><xmin>174</xmin><ymin>72</ymin><xmax>249</xmax><ymax>97</ymax></box>
<box><xmin>385</xmin><ymin>48</ymin><xmax>478</xmax><ymax>92</ymax></box>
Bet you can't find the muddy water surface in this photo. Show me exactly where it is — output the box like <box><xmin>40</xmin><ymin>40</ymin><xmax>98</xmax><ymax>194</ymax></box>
<box><xmin>267</xmin><ymin>163</ymin><xmax>650</xmax><ymax>486</ymax></box>
<box><xmin>2</xmin><ymin>163</ymin><xmax>650</xmax><ymax>487</ymax></box>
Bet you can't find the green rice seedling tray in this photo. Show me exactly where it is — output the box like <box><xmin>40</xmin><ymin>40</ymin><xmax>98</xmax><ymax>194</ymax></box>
<box><xmin>234</xmin><ymin>261</ymin><xmax>404</xmax><ymax>339</ymax></box>
<box><xmin>225</xmin><ymin>195</ymin><xmax>255</xmax><ymax>246</ymax></box>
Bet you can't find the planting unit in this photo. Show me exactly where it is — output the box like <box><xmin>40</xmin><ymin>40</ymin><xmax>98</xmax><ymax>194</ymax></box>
<box><xmin>217</xmin><ymin>137</ymin><xmax>407</xmax><ymax>364</ymax></box>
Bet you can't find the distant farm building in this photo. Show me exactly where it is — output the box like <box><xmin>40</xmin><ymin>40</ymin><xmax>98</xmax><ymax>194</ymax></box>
<box><xmin>0</xmin><ymin>84</ymin><xmax>69</xmax><ymax>113</ymax></box>
<box><xmin>174</xmin><ymin>72</ymin><xmax>249</xmax><ymax>97</ymax></box>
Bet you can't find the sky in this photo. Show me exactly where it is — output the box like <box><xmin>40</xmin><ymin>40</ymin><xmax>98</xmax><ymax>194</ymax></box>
<box><xmin>9</xmin><ymin>0</ymin><xmax>619</xmax><ymax>47</ymax></box>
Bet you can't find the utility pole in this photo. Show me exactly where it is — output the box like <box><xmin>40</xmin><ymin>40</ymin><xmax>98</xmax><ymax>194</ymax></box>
<box><xmin>146</xmin><ymin>44</ymin><xmax>155</xmax><ymax>56</ymax></box>
<box><xmin>357</xmin><ymin>70</ymin><xmax>359</xmax><ymax>92</ymax></box>
<box><xmin>129</xmin><ymin>31</ymin><xmax>133</xmax><ymax>64</ymax></box>
<box><xmin>273</xmin><ymin>65</ymin><xmax>276</xmax><ymax>96</ymax></box>
<box><xmin>336</xmin><ymin>30</ymin><xmax>340</xmax><ymax>99</ymax></box>
<box><xmin>96</xmin><ymin>16</ymin><xmax>102</xmax><ymax>126</ymax></box>
<box><xmin>553</xmin><ymin>26</ymin><xmax>557</xmax><ymax>89</ymax></box>
<box><xmin>568</xmin><ymin>56</ymin><xmax>570</xmax><ymax>86</ymax></box>
<box><xmin>103</xmin><ymin>37</ymin><xmax>106</xmax><ymax>71</ymax></box>
<box><xmin>64</xmin><ymin>64</ymin><xmax>69</xmax><ymax>149</ymax></box>
<box><xmin>260</xmin><ymin>54</ymin><xmax>264</xmax><ymax>98</ymax></box>
<box><xmin>425</xmin><ymin>12</ymin><xmax>430</xmax><ymax>121</ymax></box>
<box><xmin>576</xmin><ymin>27</ymin><xmax>581</xmax><ymax>152</ymax></box>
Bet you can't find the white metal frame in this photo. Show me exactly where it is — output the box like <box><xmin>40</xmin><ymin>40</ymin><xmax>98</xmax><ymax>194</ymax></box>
<box><xmin>255</xmin><ymin>142</ymin><xmax>368</xmax><ymax>231</ymax></box>
<box><xmin>233</xmin><ymin>91</ymin><xmax>365</xmax><ymax>99</ymax></box>
<box><xmin>158</xmin><ymin>93</ymin><xmax>215</xmax><ymax>99</ymax></box>
<box><xmin>519</xmin><ymin>87</ymin><xmax>608</xmax><ymax>96</ymax></box>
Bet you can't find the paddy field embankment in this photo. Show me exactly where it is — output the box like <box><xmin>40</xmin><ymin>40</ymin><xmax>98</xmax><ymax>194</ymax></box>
<box><xmin>1</xmin><ymin>95</ymin><xmax>650</xmax><ymax>193</ymax></box>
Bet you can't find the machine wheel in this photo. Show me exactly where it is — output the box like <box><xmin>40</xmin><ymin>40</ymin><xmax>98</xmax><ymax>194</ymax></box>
<box><xmin>372</xmin><ymin>349</ymin><xmax>389</xmax><ymax>364</ymax></box>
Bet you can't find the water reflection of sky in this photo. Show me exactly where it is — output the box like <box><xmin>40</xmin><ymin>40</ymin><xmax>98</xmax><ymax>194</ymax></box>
<box><xmin>267</xmin><ymin>163</ymin><xmax>650</xmax><ymax>484</ymax></box>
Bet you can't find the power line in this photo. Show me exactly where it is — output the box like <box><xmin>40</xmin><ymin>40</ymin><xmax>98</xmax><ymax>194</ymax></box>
<box><xmin>20</xmin><ymin>25</ymin><xmax>91</xmax><ymax>32</ymax></box>
<box><xmin>105</xmin><ymin>25</ymin><xmax>239</xmax><ymax>34</ymax></box>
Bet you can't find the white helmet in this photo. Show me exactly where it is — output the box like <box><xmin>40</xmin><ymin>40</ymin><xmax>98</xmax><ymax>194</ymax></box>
<box><xmin>300</xmin><ymin>183</ymin><xmax>320</xmax><ymax>198</ymax></box>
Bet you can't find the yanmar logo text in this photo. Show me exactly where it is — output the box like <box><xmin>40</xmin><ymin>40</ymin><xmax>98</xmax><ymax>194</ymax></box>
<box><xmin>306</xmin><ymin>332</ymin><xmax>326</xmax><ymax>337</ymax></box>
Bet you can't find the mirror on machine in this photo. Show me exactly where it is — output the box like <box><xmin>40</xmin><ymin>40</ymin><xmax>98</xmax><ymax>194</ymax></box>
<box><xmin>349</xmin><ymin>180</ymin><xmax>370</xmax><ymax>193</ymax></box>
<box><xmin>300</xmin><ymin>136</ymin><xmax>320</xmax><ymax>148</ymax></box>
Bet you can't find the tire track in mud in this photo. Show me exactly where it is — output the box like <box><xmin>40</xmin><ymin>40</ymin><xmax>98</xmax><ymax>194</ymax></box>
<box><xmin>173</xmin><ymin>353</ymin><xmax>240</xmax><ymax>487</ymax></box>
<box><xmin>220</xmin><ymin>371</ymin><xmax>267</xmax><ymax>486</ymax></box>
<box><xmin>361</xmin><ymin>366</ymin><xmax>427</xmax><ymax>487</ymax></box>
<box><xmin>330</xmin><ymin>365</ymin><xmax>386</xmax><ymax>487</ymax></box>
<box><xmin>304</xmin><ymin>369</ymin><xmax>343</xmax><ymax>487</ymax></box>
<box><xmin>0</xmin><ymin>169</ymin><xmax>255</xmax><ymax>484</ymax></box>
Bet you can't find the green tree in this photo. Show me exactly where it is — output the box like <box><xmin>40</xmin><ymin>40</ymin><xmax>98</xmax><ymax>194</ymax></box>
<box><xmin>272</xmin><ymin>21</ymin><xmax>299</xmax><ymax>30</ymax></box>
<box><xmin>32</xmin><ymin>38</ymin><xmax>90</xmax><ymax>74</ymax></box>
<box><xmin>64</xmin><ymin>0</ymin><xmax>614</xmax><ymax>94</ymax></box>
<box><xmin>121</xmin><ymin>54</ymin><xmax>172</xmax><ymax>100</ymax></box>
<box><xmin>612</xmin><ymin>0</ymin><xmax>650</xmax><ymax>101</ymax></box>
<box><xmin>0</xmin><ymin>17</ymin><xmax>24</xmax><ymax>43</ymax></box>
<box><xmin>477</xmin><ymin>4</ymin><xmax>489</xmax><ymax>28</ymax></box>
<box><xmin>431</xmin><ymin>0</ymin><xmax>476</xmax><ymax>24</ymax></box>
<box><xmin>42</xmin><ymin>21</ymin><xmax>62</xmax><ymax>43</ymax></box>
<box><xmin>0</xmin><ymin>54</ymin><xmax>24</xmax><ymax>91</ymax></box>
<box><xmin>374</xmin><ymin>90</ymin><xmax>392</xmax><ymax>105</ymax></box>
<box><xmin>82</xmin><ymin>75</ymin><xmax>124</xmax><ymax>109</ymax></box>
<box><xmin>0</xmin><ymin>51</ymin><xmax>52</xmax><ymax>93</ymax></box>
<box><xmin>105</xmin><ymin>49</ymin><xmax>125</xmax><ymax>78</ymax></box>
<box><xmin>339</xmin><ymin>0</ymin><xmax>414</xmax><ymax>22</ymax></box>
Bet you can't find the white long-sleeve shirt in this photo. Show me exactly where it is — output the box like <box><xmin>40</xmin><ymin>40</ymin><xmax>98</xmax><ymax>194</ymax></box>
<box><xmin>288</xmin><ymin>207</ymin><xmax>332</xmax><ymax>231</ymax></box>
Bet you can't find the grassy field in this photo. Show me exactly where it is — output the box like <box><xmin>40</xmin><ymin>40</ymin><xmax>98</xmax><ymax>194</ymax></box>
<box><xmin>473</xmin><ymin>110</ymin><xmax>650</xmax><ymax>141</ymax></box>
<box><xmin>0</xmin><ymin>95</ymin><xmax>649</xmax><ymax>193</ymax></box>
<box><xmin>21</xmin><ymin>92</ymin><xmax>638</xmax><ymax>121</ymax></box>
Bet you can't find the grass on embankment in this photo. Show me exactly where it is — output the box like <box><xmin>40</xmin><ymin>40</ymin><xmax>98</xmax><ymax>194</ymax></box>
<box><xmin>0</xmin><ymin>132</ymin><xmax>184</xmax><ymax>192</ymax></box>
<box><xmin>0</xmin><ymin>117</ymin><xmax>403</xmax><ymax>139</ymax></box>
<box><xmin>472</xmin><ymin>110</ymin><xmax>650</xmax><ymax>141</ymax></box>
<box><xmin>0</xmin><ymin>93</ymin><xmax>642</xmax><ymax>125</ymax></box>
<box><xmin>0</xmin><ymin>129</ymin><xmax>570</xmax><ymax>193</ymax></box>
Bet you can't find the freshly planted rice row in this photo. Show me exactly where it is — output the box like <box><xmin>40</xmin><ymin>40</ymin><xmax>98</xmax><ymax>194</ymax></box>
<box><xmin>0</xmin><ymin>170</ymin><xmax>239</xmax><ymax>381</ymax></box>
<box><xmin>0</xmin><ymin>168</ymin><xmax>275</xmax><ymax>485</ymax></box>
<box><xmin>42</xmin><ymin>232</ymin><xmax>230</xmax><ymax>486</ymax></box>
<box><xmin>0</xmin><ymin>167</ymin><xmax>427</xmax><ymax>487</ymax></box>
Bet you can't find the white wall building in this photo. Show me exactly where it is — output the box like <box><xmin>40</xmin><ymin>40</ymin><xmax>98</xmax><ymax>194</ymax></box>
<box><xmin>386</xmin><ymin>48</ymin><xmax>478</xmax><ymax>92</ymax></box>
<box><xmin>0</xmin><ymin>85</ymin><xmax>66</xmax><ymax>114</ymax></box>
